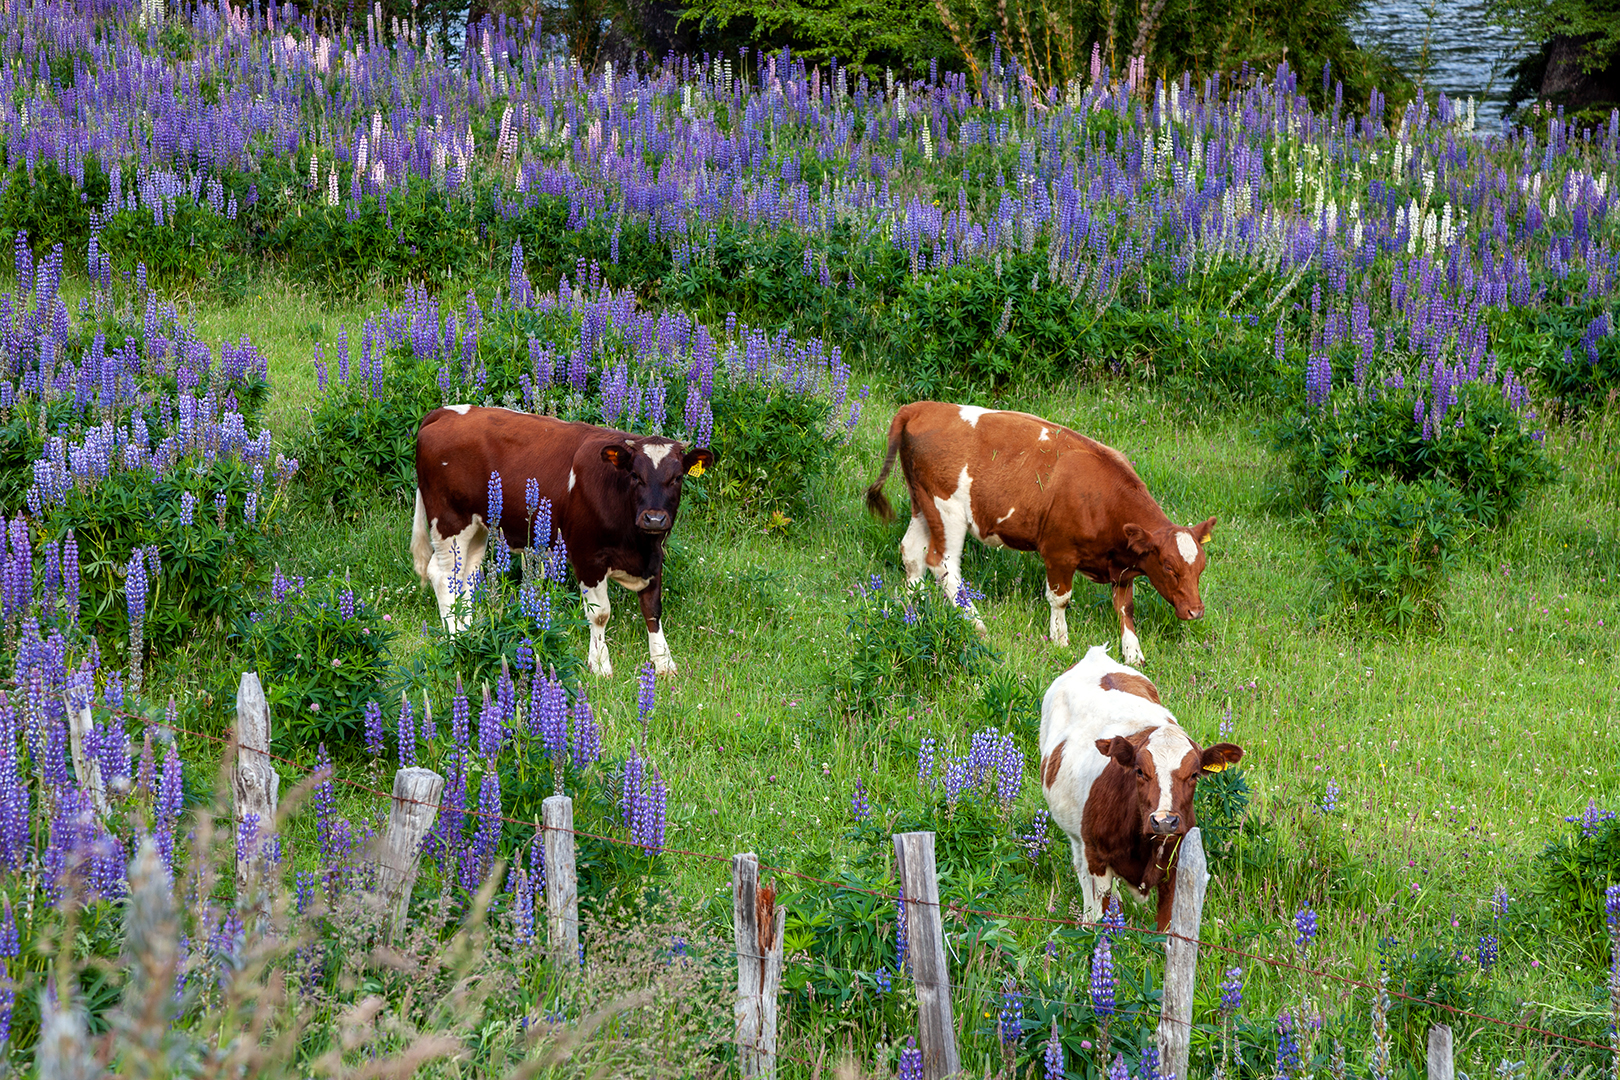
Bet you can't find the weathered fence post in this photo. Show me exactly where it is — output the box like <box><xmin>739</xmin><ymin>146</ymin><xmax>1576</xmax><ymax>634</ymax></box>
<box><xmin>1427</xmin><ymin>1024</ymin><xmax>1455</xmax><ymax>1080</ymax></box>
<box><xmin>232</xmin><ymin>673</ymin><xmax>279</xmax><ymax>904</ymax></box>
<box><xmin>1155</xmin><ymin>827</ymin><xmax>1209</xmax><ymax>1080</ymax></box>
<box><xmin>894</xmin><ymin>831</ymin><xmax>960</xmax><ymax>1080</ymax></box>
<box><xmin>732</xmin><ymin>853</ymin><xmax>786</xmax><ymax>1078</ymax></box>
<box><xmin>65</xmin><ymin>696</ymin><xmax>110</xmax><ymax>818</ymax></box>
<box><xmin>542</xmin><ymin>794</ymin><xmax>579</xmax><ymax>968</ymax></box>
<box><xmin>378</xmin><ymin>766</ymin><xmax>444</xmax><ymax>942</ymax></box>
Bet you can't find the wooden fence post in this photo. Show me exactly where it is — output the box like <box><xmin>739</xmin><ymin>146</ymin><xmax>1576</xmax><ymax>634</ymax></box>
<box><xmin>732</xmin><ymin>853</ymin><xmax>785</xmax><ymax>1078</ymax></box>
<box><xmin>542</xmin><ymin>794</ymin><xmax>579</xmax><ymax>969</ymax></box>
<box><xmin>65</xmin><ymin>696</ymin><xmax>110</xmax><ymax>818</ymax></box>
<box><xmin>1155</xmin><ymin>827</ymin><xmax>1209</xmax><ymax>1080</ymax></box>
<box><xmin>893</xmin><ymin>831</ymin><xmax>959</xmax><ymax>1080</ymax></box>
<box><xmin>232</xmin><ymin>673</ymin><xmax>279</xmax><ymax>905</ymax></box>
<box><xmin>378</xmin><ymin>766</ymin><xmax>444</xmax><ymax>942</ymax></box>
<box><xmin>1427</xmin><ymin>1024</ymin><xmax>1455</xmax><ymax>1080</ymax></box>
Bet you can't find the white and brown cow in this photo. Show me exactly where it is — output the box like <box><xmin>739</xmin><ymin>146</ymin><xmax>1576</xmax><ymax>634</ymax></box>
<box><xmin>865</xmin><ymin>401</ymin><xmax>1215</xmax><ymax>664</ymax></box>
<box><xmin>411</xmin><ymin>406</ymin><xmax>713</xmax><ymax>677</ymax></box>
<box><xmin>1039</xmin><ymin>645</ymin><xmax>1242</xmax><ymax>930</ymax></box>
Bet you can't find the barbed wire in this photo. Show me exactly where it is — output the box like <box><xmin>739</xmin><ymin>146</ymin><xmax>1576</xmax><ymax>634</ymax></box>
<box><xmin>80</xmin><ymin>707</ymin><xmax>1620</xmax><ymax>1054</ymax></box>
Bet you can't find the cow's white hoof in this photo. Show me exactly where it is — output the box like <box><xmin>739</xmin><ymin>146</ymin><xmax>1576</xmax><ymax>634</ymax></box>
<box><xmin>1051</xmin><ymin>628</ymin><xmax>1070</xmax><ymax>648</ymax></box>
<box><xmin>652</xmin><ymin>655</ymin><xmax>678</xmax><ymax>676</ymax></box>
<box><xmin>970</xmin><ymin>617</ymin><xmax>988</xmax><ymax>635</ymax></box>
<box><xmin>1122</xmin><ymin>643</ymin><xmax>1145</xmax><ymax>666</ymax></box>
<box><xmin>588</xmin><ymin>651</ymin><xmax>613</xmax><ymax>678</ymax></box>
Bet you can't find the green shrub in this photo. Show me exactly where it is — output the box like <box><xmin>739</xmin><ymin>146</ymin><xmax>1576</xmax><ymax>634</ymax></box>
<box><xmin>1532</xmin><ymin>801</ymin><xmax>1620</xmax><ymax>965</ymax></box>
<box><xmin>704</xmin><ymin>378</ymin><xmax>834</xmax><ymax>516</ymax></box>
<box><xmin>1278</xmin><ymin>378</ymin><xmax>1554</xmax><ymax>529</ymax></box>
<box><xmin>417</xmin><ymin>550</ymin><xmax>585</xmax><ymax>690</ymax></box>
<box><xmin>234</xmin><ymin>570</ymin><xmax>396</xmax><ymax>750</ymax></box>
<box><xmin>836</xmin><ymin>575</ymin><xmax>997</xmax><ymax>715</ymax></box>
<box><xmin>1319</xmin><ymin>475</ymin><xmax>1467</xmax><ymax>628</ymax></box>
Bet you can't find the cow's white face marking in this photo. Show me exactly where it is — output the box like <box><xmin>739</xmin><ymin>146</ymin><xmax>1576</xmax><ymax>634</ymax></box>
<box><xmin>1145</xmin><ymin>726</ymin><xmax>1195</xmax><ymax>817</ymax></box>
<box><xmin>446</xmin><ymin>403</ymin><xmax>472</xmax><ymax>415</ymax></box>
<box><xmin>642</xmin><ymin>443</ymin><xmax>674</xmax><ymax>468</ymax></box>
<box><xmin>608</xmin><ymin>568</ymin><xmax>651</xmax><ymax>591</ymax></box>
<box><xmin>1175</xmin><ymin>531</ymin><xmax>1199</xmax><ymax>565</ymax></box>
<box><xmin>567</xmin><ymin>469</ymin><xmax>576</xmax><ymax>491</ymax></box>
<box><xmin>959</xmin><ymin>405</ymin><xmax>990</xmax><ymax>427</ymax></box>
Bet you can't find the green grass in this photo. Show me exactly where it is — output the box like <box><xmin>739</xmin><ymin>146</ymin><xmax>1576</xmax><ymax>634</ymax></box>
<box><xmin>128</xmin><ymin>278</ymin><xmax>1620</xmax><ymax>1077</ymax></box>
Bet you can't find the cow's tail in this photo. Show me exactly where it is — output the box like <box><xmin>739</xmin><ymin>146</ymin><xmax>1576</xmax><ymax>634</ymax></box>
<box><xmin>864</xmin><ymin>410</ymin><xmax>907</xmax><ymax>523</ymax></box>
<box><xmin>410</xmin><ymin>487</ymin><xmax>433</xmax><ymax>584</ymax></box>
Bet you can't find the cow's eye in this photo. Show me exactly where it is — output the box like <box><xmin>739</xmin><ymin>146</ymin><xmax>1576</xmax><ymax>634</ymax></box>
<box><xmin>1134</xmin><ymin>767</ymin><xmax>1146</xmax><ymax>780</ymax></box>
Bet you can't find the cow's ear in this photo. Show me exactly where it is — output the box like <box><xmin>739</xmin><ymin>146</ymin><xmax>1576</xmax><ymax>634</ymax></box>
<box><xmin>1193</xmin><ymin>516</ymin><xmax>1218</xmax><ymax>545</ymax></box>
<box><xmin>1200</xmin><ymin>743</ymin><xmax>1243</xmax><ymax>773</ymax></box>
<box><xmin>1122</xmin><ymin>523</ymin><xmax>1155</xmax><ymax>555</ymax></box>
<box><xmin>683</xmin><ymin>447</ymin><xmax>714</xmax><ymax>478</ymax></box>
<box><xmin>601</xmin><ymin>444</ymin><xmax>634</xmax><ymax>470</ymax></box>
<box><xmin>1095</xmin><ymin>736</ymin><xmax>1137</xmax><ymax>769</ymax></box>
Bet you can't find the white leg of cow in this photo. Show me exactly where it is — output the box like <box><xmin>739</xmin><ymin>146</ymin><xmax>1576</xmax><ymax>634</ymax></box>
<box><xmin>426</xmin><ymin>519</ymin><xmax>485</xmax><ymax>634</ymax></box>
<box><xmin>648</xmin><ymin>627</ymin><xmax>675</xmax><ymax>675</ymax></box>
<box><xmin>582</xmin><ymin>579</ymin><xmax>613</xmax><ymax>677</ymax></box>
<box><xmin>1121</xmin><ymin>627</ymin><xmax>1144</xmax><ymax>667</ymax></box>
<box><xmin>1045</xmin><ymin>582</ymin><xmax>1072</xmax><ymax>647</ymax></box>
<box><xmin>900</xmin><ymin>515</ymin><xmax>930</xmax><ymax>585</ymax></box>
<box><xmin>931</xmin><ymin>488</ymin><xmax>985</xmax><ymax>633</ymax></box>
<box><xmin>1069</xmin><ymin>838</ymin><xmax>1108</xmax><ymax>922</ymax></box>
<box><xmin>410</xmin><ymin>489</ymin><xmax>432</xmax><ymax>581</ymax></box>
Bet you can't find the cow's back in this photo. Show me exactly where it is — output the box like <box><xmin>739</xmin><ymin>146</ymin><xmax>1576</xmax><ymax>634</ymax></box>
<box><xmin>415</xmin><ymin>407</ymin><xmax>591</xmax><ymax>542</ymax></box>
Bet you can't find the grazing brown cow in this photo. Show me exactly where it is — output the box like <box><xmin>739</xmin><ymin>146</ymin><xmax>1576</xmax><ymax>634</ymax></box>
<box><xmin>865</xmin><ymin>401</ymin><xmax>1215</xmax><ymax>664</ymax></box>
<box><xmin>1039</xmin><ymin>645</ymin><xmax>1243</xmax><ymax>929</ymax></box>
<box><xmin>411</xmin><ymin>406</ymin><xmax>713</xmax><ymax>677</ymax></box>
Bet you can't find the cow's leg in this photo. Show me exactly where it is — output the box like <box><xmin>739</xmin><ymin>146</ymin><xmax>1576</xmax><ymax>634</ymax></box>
<box><xmin>899</xmin><ymin>514</ymin><xmax>931</xmax><ymax>586</ymax></box>
<box><xmin>426</xmin><ymin>517</ymin><xmax>487</xmax><ymax>634</ymax></box>
<box><xmin>1113</xmin><ymin>581</ymin><xmax>1143</xmax><ymax>665</ymax></box>
<box><xmin>637</xmin><ymin>579</ymin><xmax>676</xmax><ymax>676</ymax></box>
<box><xmin>410</xmin><ymin>488</ymin><xmax>432</xmax><ymax>581</ymax></box>
<box><xmin>929</xmin><ymin>485</ymin><xmax>984</xmax><ymax>633</ymax></box>
<box><xmin>1154</xmin><ymin>873</ymin><xmax>1177</xmax><ymax>932</ymax></box>
<box><xmin>582</xmin><ymin>577</ymin><xmax>613</xmax><ymax>677</ymax></box>
<box><xmin>1071</xmin><ymin>837</ymin><xmax>1110</xmax><ymax>922</ymax></box>
<box><xmin>1043</xmin><ymin>558</ymin><xmax>1077</xmax><ymax>648</ymax></box>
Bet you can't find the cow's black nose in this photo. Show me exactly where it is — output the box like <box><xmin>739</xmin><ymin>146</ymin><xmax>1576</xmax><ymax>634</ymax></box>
<box><xmin>637</xmin><ymin>510</ymin><xmax>671</xmax><ymax>532</ymax></box>
<box><xmin>1149</xmin><ymin>812</ymin><xmax>1180</xmax><ymax>833</ymax></box>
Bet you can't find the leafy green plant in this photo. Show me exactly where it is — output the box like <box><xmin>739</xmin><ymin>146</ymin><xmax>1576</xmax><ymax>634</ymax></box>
<box><xmin>233</xmin><ymin>569</ymin><xmax>395</xmax><ymax>750</ymax></box>
<box><xmin>1319</xmin><ymin>475</ymin><xmax>1467</xmax><ymax>628</ymax></box>
<box><xmin>1532</xmin><ymin>801</ymin><xmax>1620</xmax><ymax>965</ymax></box>
<box><xmin>704</xmin><ymin>378</ymin><xmax>835</xmax><ymax>516</ymax></box>
<box><xmin>836</xmin><ymin>575</ymin><xmax>998</xmax><ymax>715</ymax></box>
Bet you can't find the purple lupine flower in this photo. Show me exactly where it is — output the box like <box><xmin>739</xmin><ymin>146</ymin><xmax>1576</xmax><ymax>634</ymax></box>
<box><xmin>1568</xmin><ymin>799</ymin><xmax>1615</xmax><ymax>838</ymax></box>
<box><xmin>1478</xmin><ymin>933</ymin><xmax>1499</xmax><ymax>972</ymax></box>
<box><xmin>0</xmin><ymin>964</ymin><xmax>11</xmax><ymax>1046</ymax></box>
<box><xmin>1044</xmin><ymin>1020</ymin><xmax>1063</xmax><ymax>1080</ymax></box>
<box><xmin>363</xmin><ymin>701</ymin><xmax>384</xmax><ymax>758</ymax></box>
<box><xmin>1295</xmin><ymin>906</ymin><xmax>1318</xmax><ymax>950</ymax></box>
<box><xmin>897</xmin><ymin>886</ymin><xmax>909</xmax><ymax>973</ymax></box>
<box><xmin>397</xmin><ymin>694</ymin><xmax>416</xmax><ymax>767</ymax></box>
<box><xmin>999</xmin><ymin>976</ymin><xmax>1024</xmax><ymax>1045</ymax></box>
<box><xmin>917</xmin><ymin>737</ymin><xmax>936</xmax><ymax>787</ymax></box>
<box><xmin>1606</xmin><ymin>882</ymin><xmax>1620</xmax><ymax>937</ymax></box>
<box><xmin>637</xmin><ymin>660</ymin><xmax>656</xmax><ymax>745</ymax></box>
<box><xmin>496</xmin><ymin>662</ymin><xmax>517</xmax><ymax>732</ymax></box>
<box><xmin>339</xmin><ymin>587</ymin><xmax>356</xmax><ymax>621</ymax></box>
<box><xmin>156</xmin><ymin>743</ymin><xmax>183</xmax><ymax>869</ymax></box>
<box><xmin>451</xmin><ymin>678</ymin><xmax>470</xmax><ymax>747</ymax></box>
<box><xmin>1492</xmin><ymin>886</ymin><xmax>1510</xmax><ymax>920</ymax></box>
<box><xmin>1320</xmin><ymin>779</ymin><xmax>1339</xmax><ymax>813</ymax></box>
<box><xmin>179</xmin><ymin>491</ymin><xmax>196</xmax><ymax>526</ymax></box>
<box><xmin>1091</xmin><ymin>934</ymin><xmax>1115</xmax><ymax>1017</ymax></box>
<box><xmin>873</xmin><ymin>966</ymin><xmax>892</xmax><ymax>994</ymax></box>
<box><xmin>472</xmin><ymin>771</ymin><xmax>502</xmax><ymax>887</ymax></box>
<box><xmin>851</xmin><ymin>779</ymin><xmax>871</xmax><ymax>821</ymax></box>
<box><xmin>125</xmin><ymin>550</ymin><xmax>148</xmax><ymax>625</ymax></box>
<box><xmin>621</xmin><ymin>749</ymin><xmax>644</xmax><ymax>831</ymax></box>
<box><xmin>244</xmin><ymin>491</ymin><xmax>258</xmax><ymax>526</ymax></box>
<box><xmin>477</xmin><ymin>687</ymin><xmax>502</xmax><ymax>762</ymax></box>
<box><xmin>511</xmin><ymin>865</ymin><xmax>535</xmax><ymax>945</ymax></box>
<box><xmin>538</xmin><ymin>675</ymin><xmax>568</xmax><ymax>766</ymax></box>
<box><xmin>898</xmin><ymin>1037</ymin><xmax>922</xmax><ymax>1080</ymax></box>
<box><xmin>632</xmin><ymin>762</ymin><xmax>667</xmax><ymax>853</ymax></box>
<box><xmin>1219</xmin><ymin>966</ymin><xmax>1243</xmax><ymax>1013</ymax></box>
<box><xmin>1276</xmin><ymin>1012</ymin><xmax>1300</xmax><ymax>1080</ymax></box>
<box><xmin>487</xmin><ymin>470</ymin><xmax>503</xmax><ymax>529</ymax></box>
<box><xmin>0</xmin><ymin>903</ymin><xmax>16</xmax><ymax>957</ymax></box>
<box><xmin>570</xmin><ymin>688</ymin><xmax>601</xmax><ymax>768</ymax></box>
<box><xmin>954</xmin><ymin>578</ymin><xmax>986</xmax><ymax>610</ymax></box>
<box><xmin>1020</xmin><ymin>810</ymin><xmax>1050</xmax><ymax>861</ymax></box>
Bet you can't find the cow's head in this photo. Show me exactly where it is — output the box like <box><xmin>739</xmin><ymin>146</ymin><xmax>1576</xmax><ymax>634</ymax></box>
<box><xmin>600</xmin><ymin>440</ymin><xmax>715</xmax><ymax>534</ymax></box>
<box><xmin>1094</xmin><ymin>728</ymin><xmax>1243</xmax><ymax>837</ymax></box>
<box><xmin>1122</xmin><ymin>517</ymin><xmax>1216</xmax><ymax>620</ymax></box>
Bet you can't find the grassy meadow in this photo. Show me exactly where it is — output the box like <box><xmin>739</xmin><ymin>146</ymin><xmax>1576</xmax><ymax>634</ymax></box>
<box><xmin>122</xmin><ymin>280</ymin><xmax>1619</xmax><ymax>1077</ymax></box>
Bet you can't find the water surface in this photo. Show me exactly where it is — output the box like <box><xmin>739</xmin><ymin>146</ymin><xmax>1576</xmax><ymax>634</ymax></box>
<box><xmin>1351</xmin><ymin>0</ymin><xmax>1531</xmax><ymax>127</ymax></box>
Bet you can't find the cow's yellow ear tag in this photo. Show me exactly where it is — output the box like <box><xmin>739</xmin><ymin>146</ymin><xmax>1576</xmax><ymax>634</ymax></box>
<box><xmin>1203</xmin><ymin>762</ymin><xmax>1227</xmax><ymax>773</ymax></box>
<box><xmin>688</xmin><ymin>461</ymin><xmax>705</xmax><ymax>478</ymax></box>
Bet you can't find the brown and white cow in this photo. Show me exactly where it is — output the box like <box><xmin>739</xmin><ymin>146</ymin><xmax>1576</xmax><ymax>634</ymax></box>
<box><xmin>865</xmin><ymin>401</ymin><xmax>1216</xmax><ymax>665</ymax></box>
<box><xmin>1039</xmin><ymin>645</ymin><xmax>1243</xmax><ymax>930</ymax></box>
<box><xmin>411</xmin><ymin>406</ymin><xmax>713</xmax><ymax>677</ymax></box>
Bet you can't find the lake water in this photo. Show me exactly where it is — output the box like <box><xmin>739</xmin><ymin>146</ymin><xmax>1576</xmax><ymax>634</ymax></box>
<box><xmin>1350</xmin><ymin>0</ymin><xmax>1532</xmax><ymax>128</ymax></box>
